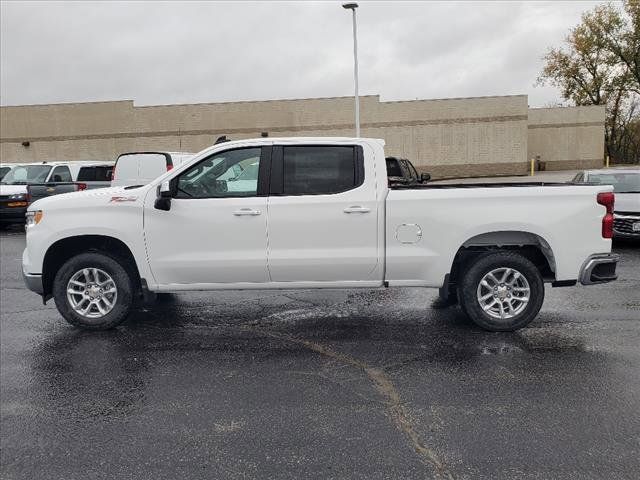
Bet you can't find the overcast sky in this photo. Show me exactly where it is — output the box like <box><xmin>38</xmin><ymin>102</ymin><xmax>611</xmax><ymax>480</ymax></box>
<box><xmin>1</xmin><ymin>0</ymin><xmax>602</xmax><ymax>108</ymax></box>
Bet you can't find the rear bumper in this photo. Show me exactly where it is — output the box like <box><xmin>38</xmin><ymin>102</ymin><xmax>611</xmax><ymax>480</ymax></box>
<box><xmin>579</xmin><ymin>253</ymin><xmax>619</xmax><ymax>285</ymax></box>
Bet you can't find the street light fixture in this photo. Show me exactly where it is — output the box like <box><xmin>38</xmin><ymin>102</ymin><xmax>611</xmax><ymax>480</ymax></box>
<box><xmin>342</xmin><ymin>2</ymin><xmax>360</xmax><ymax>137</ymax></box>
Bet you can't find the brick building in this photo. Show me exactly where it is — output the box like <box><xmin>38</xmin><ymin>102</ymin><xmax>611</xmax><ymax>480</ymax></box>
<box><xmin>0</xmin><ymin>94</ymin><xmax>605</xmax><ymax>178</ymax></box>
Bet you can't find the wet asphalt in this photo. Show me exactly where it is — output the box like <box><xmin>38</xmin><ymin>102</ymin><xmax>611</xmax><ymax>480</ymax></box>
<box><xmin>1</xmin><ymin>228</ymin><xmax>639</xmax><ymax>480</ymax></box>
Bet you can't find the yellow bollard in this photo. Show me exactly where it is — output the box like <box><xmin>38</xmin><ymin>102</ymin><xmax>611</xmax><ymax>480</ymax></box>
<box><xmin>530</xmin><ymin>158</ymin><xmax>535</xmax><ymax>176</ymax></box>
<box><xmin>606</xmin><ymin>155</ymin><xmax>610</xmax><ymax>168</ymax></box>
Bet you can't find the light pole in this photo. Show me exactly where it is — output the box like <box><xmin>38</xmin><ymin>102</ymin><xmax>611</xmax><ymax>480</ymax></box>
<box><xmin>342</xmin><ymin>2</ymin><xmax>360</xmax><ymax>137</ymax></box>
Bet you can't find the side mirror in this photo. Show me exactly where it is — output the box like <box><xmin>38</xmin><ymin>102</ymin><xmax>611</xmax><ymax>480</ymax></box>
<box><xmin>420</xmin><ymin>173</ymin><xmax>431</xmax><ymax>183</ymax></box>
<box><xmin>154</xmin><ymin>180</ymin><xmax>172</xmax><ymax>211</ymax></box>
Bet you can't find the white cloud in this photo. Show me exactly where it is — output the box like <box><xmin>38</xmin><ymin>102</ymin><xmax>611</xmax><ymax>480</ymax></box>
<box><xmin>0</xmin><ymin>0</ymin><xmax>598</xmax><ymax>107</ymax></box>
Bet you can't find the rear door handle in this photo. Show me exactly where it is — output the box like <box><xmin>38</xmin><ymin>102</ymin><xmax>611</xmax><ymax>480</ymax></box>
<box><xmin>343</xmin><ymin>206</ymin><xmax>371</xmax><ymax>214</ymax></box>
<box><xmin>233</xmin><ymin>208</ymin><xmax>261</xmax><ymax>216</ymax></box>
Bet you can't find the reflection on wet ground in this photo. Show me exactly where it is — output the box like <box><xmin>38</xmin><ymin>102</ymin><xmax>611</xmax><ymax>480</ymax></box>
<box><xmin>2</xmin><ymin>234</ymin><xmax>639</xmax><ymax>479</ymax></box>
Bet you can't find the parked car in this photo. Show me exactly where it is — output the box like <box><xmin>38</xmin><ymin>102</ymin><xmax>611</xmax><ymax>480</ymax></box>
<box><xmin>0</xmin><ymin>163</ymin><xmax>18</xmax><ymax>181</ymax></box>
<box><xmin>76</xmin><ymin>162</ymin><xmax>114</xmax><ymax>188</ymax></box>
<box><xmin>572</xmin><ymin>168</ymin><xmax>640</xmax><ymax>239</ymax></box>
<box><xmin>111</xmin><ymin>152</ymin><xmax>193</xmax><ymax>187</ymax></box>
<box><xmin>23</xmin><ymin>137</ymin><xmax>618</xmax><ymax>332</ymax></box>
<box><xmin>27</xmin><ymin>161</ymin><xmax>115</xmax><ymax>205</ymax></box>
<box><xmin>386</xmin><ymin>157</ymin><xmax>430</xmax><ymax>185</ymax></box>
<box><xmin>0</xmin><ymin>161</ymin><xmax>113</xmax><ymax>227</ymax></box>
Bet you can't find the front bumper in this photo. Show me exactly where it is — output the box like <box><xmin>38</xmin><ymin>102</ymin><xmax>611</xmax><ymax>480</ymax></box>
<box><xmin>613</xmin><ymin>213</ymin><xmax>640</xmax><ymax>239</ymax></box>
<box><xmin>22</xmin><ymin>270</ymin><xmax>44</xmax><ymax>295</ymax></box>
<box><xmin>579</xmin><ymin>253</ymin><xmax>619</xmax><ymax>285</ymax></box>
<box><xmin>0</xmin><ymin>205</ymin><xmax>27</xmax><ymax>224</ymax></box>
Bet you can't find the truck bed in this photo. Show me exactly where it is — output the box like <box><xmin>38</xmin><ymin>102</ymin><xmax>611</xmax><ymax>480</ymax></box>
<box><xmin>390</xmin><ymin>181</ymin><xmax>571</xmax><ymax>189</ymax></box>
<box><xmin>384</xmin><ymin>182</ymin><xmax>611</xmax><ymax>287</ymax></box>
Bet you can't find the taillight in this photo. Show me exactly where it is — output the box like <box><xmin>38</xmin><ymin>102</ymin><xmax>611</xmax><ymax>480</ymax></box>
<box><xmin>76</xmin><ymin>183</ymin><xmax>87</xmax><ymax>191</ymax></box>
<box><xmin>167</xmin><ymin>164</ymin><xmax>173</xmax><ymax>172</ymax></box>
<box><xmin>597</xmin><ymin>192</ymin><xmax>615</xmax><ymax>239</ymax></box>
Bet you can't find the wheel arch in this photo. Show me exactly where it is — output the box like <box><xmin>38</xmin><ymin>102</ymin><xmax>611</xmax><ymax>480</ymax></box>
<box><xmin>447</xmin><ymin>230</ymin><xmax>556</xmax><ymax>290</ymax></box>
<box><xmin>42</xmin><ymin>235</ymin><xmax>142</xmax><ymax>300</ymax></box>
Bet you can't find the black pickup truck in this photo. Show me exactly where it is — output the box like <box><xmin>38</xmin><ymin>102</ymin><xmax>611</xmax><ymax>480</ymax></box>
<box><xmin>1</xmin><ymin>162</ymin><xmax>114</xmax><ymax>227</ymax></box>
<box><xmin>27</xmin><ymin>182</ymin><xmax>86</xmax><ymax>204</ymax></box>
<box><xmin>1</xmin><ymin>183</ymin><xmax>86</xmax><ymax>229</ymax></box>
<box><xmin>386</xmin><ymin>157</ymin><xmax>431</xmax><ymax>185</ymax></box>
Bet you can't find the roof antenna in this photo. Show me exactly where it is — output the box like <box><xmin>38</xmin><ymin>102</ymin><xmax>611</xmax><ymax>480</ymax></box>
<box><xmin>214</xmin><ymin>135</ymin><xmax>229</xmax><ymax>144</ymax></box>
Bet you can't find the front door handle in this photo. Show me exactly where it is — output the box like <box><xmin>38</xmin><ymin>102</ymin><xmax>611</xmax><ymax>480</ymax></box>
<box><xmin>233</xmin><ymin>208</ymin><xmax>261</xmax><ymax>216</ymax></box>
<box><xmin>344</xmin><ymin>206</ymin><xmax>371</xmax><ymax>214</ymax></box>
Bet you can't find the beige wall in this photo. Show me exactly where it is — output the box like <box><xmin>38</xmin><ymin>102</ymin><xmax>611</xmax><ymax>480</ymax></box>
<box><xmin>528</xmin><ymin>105</ymin><xmax>605</xmax><ymax>171</ymax></box>
<box><xmin>1</xmin><ymin>95</ymin><xmax>602</xmax><ymax>178</ymax></box>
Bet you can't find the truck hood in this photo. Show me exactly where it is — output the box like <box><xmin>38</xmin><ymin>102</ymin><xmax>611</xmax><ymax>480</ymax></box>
<box><xmin>615</xmin><ymin>192</ymin><xmax>640</xmax><ymax>213</ymax></box>
<box><xmin>0</xmin><ymin>184</ymin><xmax>28</xmax><ymax>195</ymax></box>
<box><xmin>29</xmin><ymin>185</ymin><xmax>149</xmax><ymax>210</ymax></box>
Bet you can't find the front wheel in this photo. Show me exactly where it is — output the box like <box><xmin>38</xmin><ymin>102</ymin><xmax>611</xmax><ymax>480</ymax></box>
<box><xmin>457</xmin><ymin>252</ymin><xmax>544</xmax><ymax>331</ymax></box>
<box><xmin>52</xmin><ymin>252</ymin><xmax>134</xmax><ymax>330</ymax></box>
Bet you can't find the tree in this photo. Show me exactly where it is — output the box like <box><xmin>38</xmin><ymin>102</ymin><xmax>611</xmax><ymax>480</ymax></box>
<box><xmin>538</xmin><ymin>1</ymin><xmax>640</xmax><ymax>163</ymax></box>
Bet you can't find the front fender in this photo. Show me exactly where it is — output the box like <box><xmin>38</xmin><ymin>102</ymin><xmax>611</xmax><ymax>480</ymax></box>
<box><xmin>23</xmin><ymin>203</ymin><xmax>149</xmax><ymax>282</ymax></box>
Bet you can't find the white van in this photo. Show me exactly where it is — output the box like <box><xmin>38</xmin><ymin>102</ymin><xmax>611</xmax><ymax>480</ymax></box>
<box><xmin>111</xmin><ymin>152</ymin><xmax>193</xmax><ymax>187</ymax></box>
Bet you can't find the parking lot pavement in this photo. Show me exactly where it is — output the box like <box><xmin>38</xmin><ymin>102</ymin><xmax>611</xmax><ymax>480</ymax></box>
<box><xmin>1</xmin><ymin>228</ymin><xmax>639</xmax><ymax>480</ymax></box>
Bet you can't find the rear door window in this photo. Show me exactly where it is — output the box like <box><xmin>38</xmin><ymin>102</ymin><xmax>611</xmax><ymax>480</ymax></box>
<box><xmin>280</xmin><ymin>146</ymin><xmax>360</xmax><ymax>195</ymax></box>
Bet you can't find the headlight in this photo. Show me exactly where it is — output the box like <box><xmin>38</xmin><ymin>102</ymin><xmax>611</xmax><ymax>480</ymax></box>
<box><xmin>25</xmin><ymin>210</ymin><xmax>43</xmax><ymax>226</ymax></box>
<box><xmin>8</xmin><ymin>193</ymin><xmax>27</xmax><ymax>200</ymax></box>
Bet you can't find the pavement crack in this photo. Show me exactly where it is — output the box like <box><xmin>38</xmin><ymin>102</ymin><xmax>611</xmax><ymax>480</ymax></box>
<box><xmin>242</xmin><ymin>324</ymin><xmax>455</xmax><ymax>480</ymax></box>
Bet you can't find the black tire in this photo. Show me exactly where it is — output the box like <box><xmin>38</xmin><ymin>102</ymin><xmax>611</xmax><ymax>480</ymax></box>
<box><xmin>458</xmin><ymin>252</ymin><xmax>544</xmax><ymax>332</ymax></box>
<box><xmin>52</xmin><ymin>252</ymin><xmax>134</xmax><ymax>330</ymax></box>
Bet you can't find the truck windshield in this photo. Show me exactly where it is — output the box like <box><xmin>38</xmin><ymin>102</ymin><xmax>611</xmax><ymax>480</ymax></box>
<box><xmin>1</xmin><ymin>165</ymin><xmax>52</xmax><ymax>185</ymax></box>
<box><xmin>588</xmin><ymin>173</ymin><xmax>640</xmax><ymax>193</ymax></box>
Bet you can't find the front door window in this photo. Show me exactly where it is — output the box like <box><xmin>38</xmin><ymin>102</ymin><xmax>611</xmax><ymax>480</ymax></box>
<box><xmin>176</xmin><ymin>148</ymin><xmax>261</xmax><ymax>198</ymax></box>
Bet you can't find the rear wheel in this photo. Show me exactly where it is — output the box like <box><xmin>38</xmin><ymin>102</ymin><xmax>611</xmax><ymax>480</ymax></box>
<box><xmin>52</xmin><ymin>252</ymin><xmax>134</xmax><ymax>330</ymax></box>
<box><xmin>458</xmin><ymin>252</ymin><xmax>544</xmax><ymax>331</ymax></box>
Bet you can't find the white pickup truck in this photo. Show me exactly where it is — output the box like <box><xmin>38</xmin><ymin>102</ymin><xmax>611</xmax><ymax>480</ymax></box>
<box><xmin>22</xmin><ymin>137</ymin><xmax>619</xmax><ymax>331</ymax></box>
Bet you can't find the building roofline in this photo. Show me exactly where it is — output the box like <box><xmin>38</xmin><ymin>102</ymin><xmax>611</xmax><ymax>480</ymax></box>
<box><xmin>0</xmin><ymin>100</ymin><xmax>135</xmax><ymax>108</ymax></box>
<box><xmin>528</xmin><ymin>105</ymin><xmax>606</xmax><ymax>112</ymax></box>
<box><xmin>2</xmin><ymin>93</ymin><xmax>529</xmax><ymax>110</ymax></box>
<box><xmin>378</xmin><ymin>94</ymin><xmax>527</xmax><ymax>104</ymax></box>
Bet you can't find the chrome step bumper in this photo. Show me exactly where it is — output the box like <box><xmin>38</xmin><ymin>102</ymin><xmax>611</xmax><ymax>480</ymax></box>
<box><xmin>579</xmin><ymin>253</ymin><xmax>620</xmax><ymax>285</ymax></box>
